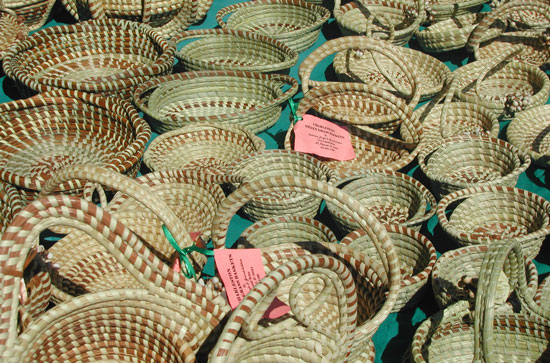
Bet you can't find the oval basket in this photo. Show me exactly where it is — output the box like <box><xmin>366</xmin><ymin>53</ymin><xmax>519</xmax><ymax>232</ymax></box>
<box><xmin>132</xmin><ymin>70</ymin><xmax>299</xmax><ymax>134</ymax></box>
<box><xmin>143</xmin><ymin>122</ymin><xmax>266</xmax><ymax>175</ymax></box>
<box><xmin>423</xmin><ymin>0</ymin><xmax>487</xmax><ymax>23</ymax></box>
<box><xmin>174</xmin><ymin>28</ymin><xmax>299</xmax><ymax>73</ymax></box>
<box><xmin>436</xmin><ymin>184</ymin><xmax>550</xmax><ymax>260</ymax></box>
<box><xmin>2</xmin><ymin>18</ymin><xmax>176</xmax><ymax>100</ymax></box>
<box><xmin>326</xmin><ymin>169</ymin><xmax>436</xmax><ymax>235</ymax></box>
<box><xmin>0</xmin><ymin>6</ymin><xmax>27</xmax><ymax>61</ymax></box>
<box><xmin>0</xmin><ymin>90</ymin><xmax>151</xmax><ymax>203</ymax></box>
<box><xmin>417</xmin><ymin>134</ymin><xmax>531</xmax><ymax>198</ymax></box>
<box><xmin>341</xmin><ymin>225</ymin><xmax>437</xmax><ymax>312</ymax></box>
<box><xmin>216</xmin><ymin>0</ymin><xmax>330</xmax><ymax>53</ymax></box>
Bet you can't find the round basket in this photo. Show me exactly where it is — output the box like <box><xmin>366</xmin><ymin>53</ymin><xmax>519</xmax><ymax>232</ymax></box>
<box><xmin>333</xmin><ymin>0</ymin><xmax>425</xmax><ymax>46</ymax></box>
<box><xmin>326</xmin><ymin>169</ymin><xmax>436</xmax><ymax>235</ymax></box>
<box><xmin>436</xmin><ymin>185</ymin><xmax>550</xmax><ymax>260</ymax></box>
<box><xmin>0</xmin><ymin>90</ymin><xmax>151</xmax><ymax>204</ymax></box>
<box><xmin>506</xmin><ymin>104</ymin><xmax>550</xmax><ymax>168</ymax></box>
<box><xmin>143</xmin><ymin>122</ymin><xmax>266</xmax><ymax>175</ymax></box>
<box><xmin>2</xmin><ymin>18</ymin><xmax>176</xmax><ymax>100</ymax></box>
<box><xmin>216</xmin><ymin>0</ymin><xmax>330</xmax><ymax>53</ymax></box>
<box><xmin>0</xmin><ymin>6</ymin><xmax>27</xmax><ymax>61</ymax></box>
<box><xmin>422</xmin><ymin>0</ymin><xmax>487</xmax><ymax>23</ymax></box>
<box><xmin>174</xmin><ymin>28</ymin><xmax>299</xmax><ymax>73</ymax></box>
<box><xmin>132</xmin><ymin>70</ymin><xmax>299</xmax><ymax>134</ymax></box>
<box><xmin>341</xmin><ymin>225</ymin><xmax>437</xmax><ymax>312</ymax></box>
<box><xmin>59</xmin><ymin>0</ymin><xmax>212</xmax><ymax>38</ymax></box>
<box><xmin>236</xmin><ymin>215</ymin><xmax>338</xmax><ymax>248</ymax></box>
<box><xmin>417</xmin><ymin>134</ymin><xmax>531</xmax><ymax>198</ymax></box>
<box><xmin>226</xmin><ymin>149</ymin><xmax>335</xmax><ymax>222</ymax></box>
<box><xmin>3</xmin><ymin>0</ymin><xmax>56</xmax><ymax>31</ymax></box>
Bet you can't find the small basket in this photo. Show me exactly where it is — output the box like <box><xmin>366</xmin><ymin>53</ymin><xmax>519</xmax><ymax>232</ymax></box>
<box><xmin>333</xmin><ymin>0</ymin><xmax>425</xmax><ymax>46</ymax></box>
<box><xmin>0</xmin><ymin>90</ymin><xmax>151</xmax><ymax>204</ymax></box>
<box><xmin>436</xmin><ymin>184</ymin><xmax>550</xmax><ymax>260</ymax></box>
<box><xmin>3</xmin><ymin>0</ymin><xmax>56</xmax><ymax>31</ymax></box>
<box><xmin>506</xmin><ymin>104</ymin><xmax>550</xmax><ymax>168</ymax></box>
<box><xmin>422</xmin><ymin>0</ymin><xmax>487</xmax><ymax>23</ymax></box>
<box><xmin>143</xmin><ymin>122</ymin><xmax>266</xmax><ymax>175</ymax></box>
<box><xmin>216</xmin><ymin>0</ymin><xmax>330</xmax><ymax>53</ymax></box>
<box><xmin>417</xmin><ymin>134</ymin><xmax>531</xmax><ymax>198</ymax></box>
<box><xmin>0</xmin><ymin>6</ymin><xmax>27</xmax><ymax>60</ymax></box>
<box><xmin>174</xmin><ymin>28</ymin><xmax>299</xmax><ymax>73</ymax></box>
<box><xmin>341</xmin><ymin>225</ymin><xmax>437</xmax><ymax>312</ymax></box>
<box><xmin>2</xmin><ymin>18</ymin><xmax>175</xmax><ymax>100</ymax></box>
<box><xmin>326</xmin><ymin>169</ymin><xmax>436</xmax><ymax>235</ymax></box>
<box><xmin>132</xmin><ymin>70</ymin><xmax>299</xmax><ymax>134</ymax></box>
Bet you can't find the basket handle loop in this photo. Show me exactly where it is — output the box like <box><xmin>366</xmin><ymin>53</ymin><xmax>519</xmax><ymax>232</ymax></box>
<box><xmin>363</xmin><ymin>10</ymin><xmax>396</xmax><ymax>44</ymax></box>
<box><xmin>474</xmin><ymin>45</ymin><xmax>523</xmax><ymax>98</ymax></box>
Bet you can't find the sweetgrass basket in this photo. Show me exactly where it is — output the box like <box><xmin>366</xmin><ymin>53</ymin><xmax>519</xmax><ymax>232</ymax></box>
<box><xmin>436</xmin><ymin>185</ymin><xmax>550</xmax><ymax>260</ymax></box>
<box><xmin>2</xmin><ymin>0</ymin><xmax>56</xmax><ymax>31</ymax></box>
<box><xmin>2</xmin><ymin>18</ymin><xmax>175</xmax><ymax>100</ymax></box>
<box><xmin>174</xmin><ymin>28</ymin><xmax>299</xmax><ymax>73</ymax></box>
<box><xmin>0</xmin><ymin>181</ymin><xmax>22</xmax><ymax>236</ymax></box>
<box><xmin>0</xmin><ymin>5</ymin><xmax>27</xmax><ymax>60</ymax></box>
<box><xmin>132</xmin><ymin>70</ymin><xmax>299</xmax><ymax>134</ymax></box>
<box><xmin>0</xmin><ymin>90</ymin><xmax>151</xmax><ymax>204</ymax></box>
<box><xmin>216</xmin><ymin>0</ymin><xmax>330</xmax><ymax>53</ymax></box>
<box><xmin>333</xmin><ymin>0</ymin><xmax>425</xmax><ymax>46</ymax></box>
<box><xmin>143</xmin><ymin>122</ymin><xmax>266</xmax><ymax>175</ymax></box>
<box><xmin>326</xmin><ymin>169</ymin><xmax>436</xmax><ymax>235</ymax></box>
<box><xmin>341</xmin><ymin>225</ymin><xmax>437</xmax><ymax>312</ymax></box>
<box><xmin>506</xmin><ymin>104</ymin><xmax>550</xmax><ymax>168</ymax></box>
<box><xmin>59</xmin><ymin>0</ymin><xmax>212</xmax><ymax>38</ymax></box>
<box><xmin>422</xmin><ymin>0</ymin><xmax>487</xmax><ymax>23</ymax></box>
<box><xmin>417</xmin><ymin>134</ymin><xmax>531</xmax><ymax>198</ymax></box>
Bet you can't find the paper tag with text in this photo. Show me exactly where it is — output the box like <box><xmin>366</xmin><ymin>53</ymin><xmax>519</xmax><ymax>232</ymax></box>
<box><xmin>214</xmin><ymin>248</ymin><xmax>290</xmax><ymax>319</ymax></box>
<box><xmin>293</xmin><ymin>114</ymin><xmax>355</xmax><ymax>160</ymax></box>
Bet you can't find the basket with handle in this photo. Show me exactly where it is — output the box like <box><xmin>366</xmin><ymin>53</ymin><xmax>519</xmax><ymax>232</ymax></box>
<box><xmin>0</xmin><ymin>4</ymin><xmax>27</xmax><ymax>61</ymax></box>
<box><xmin>2</xmin><ymin>0</ymin><xmax>56</xmax><ymax>31</ymax></box>
<box><xmin>421</xmin><ymin>0</ymin><xmax>487</xmax><ymax>24</ymax></box>
<box><xmin>216</xmin><ymin>0</ymin><xmax>330</xmax><ymax>53</ymax></box>
<box><xmin>2</xmin><ymin>18</ymin><xmax>176</xmax><ymax>100</ymax></box>
<box><xmin>132</xmin><ymin>70</ymin><xmax>299</xmax><ymax>134</ymax></box>
<box><xmin>174</xmin><ymin>28</ymin><xmax>299</xmax><ymax>74</ymax></box>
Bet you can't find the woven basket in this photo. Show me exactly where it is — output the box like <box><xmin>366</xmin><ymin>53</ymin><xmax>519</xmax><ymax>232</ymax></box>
<box><xmin>534</xmin><ymin>274</ymin><xmax>550</xmax><ymax>310</ymax></box>
<box><xmin>341</xmin><ymin>225</ymin><xmax>437</xmax><ymax>312</ymax></box>
<box><xmin>326</xmin><ymin>169</ymin><xmax>436</xmax><ymax>235</ymax></box>
<box><xmin>226</xmin><ymin>149</ymin><xmax>335</xmax><ymax>222</ymax></box>
<box><xmin>436</xmin><ymin>184</ymin><xmax>550</xmax><ymax>260</ymax></box>
<box><xmin>132</xmin><ymin>70</ymin><xmax>299</xmax><ymax>134</ymax></box>
<box><xmin>174</xmin><ymin>28</ymin><xmax>299</xmax><ymax>74</ymax></box>
<box><xmin>143</xmin><ymin>122</ymin><xmax>266</xmax><ymax>175</ymax></box>
<box><xmin>0</xmin><ymin>90</ymin><xmax>151</xmax><ymax>204</ymax></box>
<box><xmin>236</xmin><ymin>215</ymin><xmax>339</xmax><ymax>248</ymax></box>
<box><xmin>3</xmin><ymin>0</ymin><xmax>56</xmax><ymax>31</ymax></box>
<box><xmin>2</xmin><ymin>18</ymin><xmax>175</xmax><ymax>100</ymax></box>
<box><xmin>216</xmin><ymin>0</ymin><xmax>330</xmax><ymax>53</ymax></box>
<box><xmin>417</xmin><ymin>134</ymin><xmax>531</xmax><ymax>198</ymax></box>
<box><xmin>500</xmin><ymin>0</ymin><xmax>550</xmax><ymax>31</ymax></box>
<box><xmin>0</xmin><ymin>181</ymin><xmax>22</xmax><ymax>236</ymax></box>
<box><xmin>333</xmin><ymin>0</ymin><xmax>425</xmax><ymax>46</ymax></box>
<box><xmin>0</xmin><ymin>5</ymin><xmax>27</xmax><ymax>61</ymax></box>
<box><xmin>59</xmin><ymin>0</ymin><xmax>212</xmax><ymax>38</ymax></box>
<box><xmin>506</xmin><ymin>104</ymin><xmax>550</xmax><ymax>168</ymax></box>
<box><xmin>422</xmin><ymin>0</ymin><xmax>486</xmax><ymax>24</ymax></box>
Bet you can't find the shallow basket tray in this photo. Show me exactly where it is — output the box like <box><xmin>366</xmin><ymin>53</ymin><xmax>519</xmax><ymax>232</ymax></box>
<box><xmin>174</xmin><ymin>28</ymin><xmax>298</xmax><ymax>73</ymax></box>
<box><xmin>0</xmin><ymin>6</ymin><xmax>27</xmax><ymax>60</ymax></box>
<box><xmin>2</xmin><ymin>18</ymin><xmax>175</xmax><ymax>100</ymax></box>
<box><xmin>132</xmin><ymin>70</ymin><xmax>299</xmax><ymax>134</ymax></box>
<box><xmin>436</xmin><ymin>184</ymin><xmax>550</xmax><ymax>260</ymax></box>
<box><xmin>216</xmin><ymin>0</ymin><xmax>330</xmax><ymax>53</ymax></box>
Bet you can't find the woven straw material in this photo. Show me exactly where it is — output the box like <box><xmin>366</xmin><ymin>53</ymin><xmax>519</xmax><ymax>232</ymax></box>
<box><xmin>216</xmin><ymin>0</ymin><xmax>330</xmax><ymax>53</ymax></box>
<box><xmin>143</xmin><ymin>122</ymin><xmax>266</xmax><ymax>175</ymax></box>
<box><xmin>174</xmin><ymin>28</ymin><xmax>299</xmax><ymax>73</ymax></box>
<box><xmin>431</xmin><ymin>245</ymin><xmax>538</xmax><ymax>309</ymax></box>
<box><xmin>0</xmin><ymin>90</ymin><xmax>151</xmax><ymax>204</ymax></box>
<box><xmin>474</xmin><ymin>31</ymin><xmax>550</xmax><ymax>67</ymax></box>
<box><xmin>507</xmin><ymin>104</ymin><xmax>550</xmax><ymax>168</ymax></box>
<box><xmin>333</xmin><ymin>45</ymin><xmax>450</xmax><ymax>101</ymax></box>
<box><xmin>59</xmin><ymin>0</ymin><xmax>212</xmax><ymax>38</ymax></box>
<box><xmin>0</xmin><ymin>181</ymin><xmax>22</xmax><ymax>236</ymax></box>
<box><xmin>534</xmin><ymin>275</ymin><xmax>550</xmax><ymax>310</ymax></box>
<box><xmin>236</xmin><ymin>215</ymin><xmax>339</xmax><ymax>248</ymax></box>
<box><xmin>417</xmin><ymin>134</ymin><xmax>531</xmax><ymax>198</ymax></box>
<box><xmin>326</xmin><ymin>169</ymin><xmax>436</xmax><ymax>234</ymax></box>
<box><xmin>226</xmin><ymin>149</ymin><xmax>334</xmax><ymax>222</ymax></box>
<box><xmin>421</xmin><ymin>0</ymin><xmax>486</xmax><ymax>23</ymax></box>
<box><xmin>333</xmin><ymin>0</ymin><xmax>425</xmax><ymax>46</ymax></box>
<box><xmin>436</xmin><ymin>184</ymin><xmax>550</xmax><ymax>260</ymax></box>
<box><xmin>133</xmin><ymin>70</ymin><xmax>299</xmax><ymax>134</ymax></box>
<box><xmin>0</xmin><ymin>7</ymin><xmax>27</xmax><ymax>60</ymax></box>
<box><xmin>341</xmin><ymin>225</ymin><xmax>437</xmax><ymax>312</ymax></box>
<box><xmin>2</xmin><ymin>18</ymin><xmax>175</xmax><ymax>100</ymax></box>
<box><xmin>3</xmin><ymin>0</ymin><xmax>56</xmax><ymax>31</ymax></box>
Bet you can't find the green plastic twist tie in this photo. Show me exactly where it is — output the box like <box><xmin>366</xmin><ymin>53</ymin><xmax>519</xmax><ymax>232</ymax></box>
<box><xmin>288</xmin><ymin>98</ymin><xmax>302</xmax><ymax>123</ymax></box>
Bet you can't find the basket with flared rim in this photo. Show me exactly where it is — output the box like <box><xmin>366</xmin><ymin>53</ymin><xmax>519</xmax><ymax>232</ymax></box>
<box><xmin>436</xmin><ymin>184</ymin><xmax>550</xmax><ymax>260</ymax></box>
<box><xmin>143</xmin><ymin>122</ymin><xmax>266</xmax><ymax>176</ymax></box>
<box><xmin>174</xmin><ymin>28</ymin><xmax>299</xmax><ymax>74</ymax></box>
<box><xmin>132</xmin><ymin>70</ymin><xmax>299</xmax><ymax>134</ymax></box>
<box><xmin>216</xmin><ymin>0</ymin><xmax>330</xmax><ymax>53</ymax></box>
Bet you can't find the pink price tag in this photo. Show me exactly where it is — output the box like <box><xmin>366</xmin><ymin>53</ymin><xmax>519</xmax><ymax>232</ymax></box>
<box><xmin>214</xmin><ymin>249</ymin><xmax>290</xmax><ymax>319</ymax></box>
<box><xmin>293</xmin><ymin>114</ymin><xmax>356</xmax><ymax>161</ymax></box>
